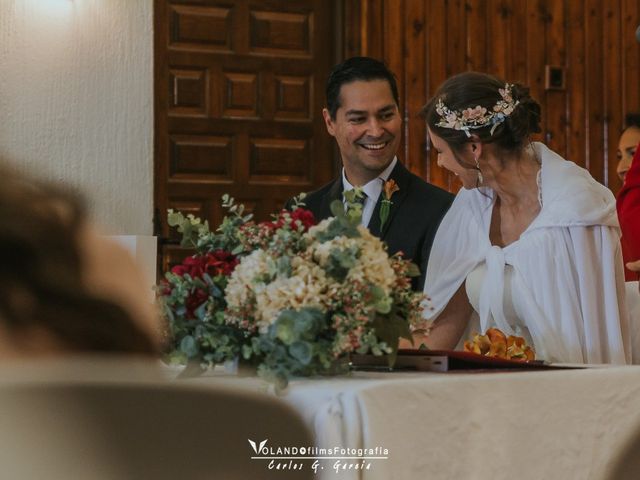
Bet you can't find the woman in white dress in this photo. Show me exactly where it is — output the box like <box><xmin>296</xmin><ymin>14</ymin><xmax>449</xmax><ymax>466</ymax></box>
<box><xmin>415</xmin><ymin>72</ymin><xmax>630</xmax><ymax>364</ymax></box>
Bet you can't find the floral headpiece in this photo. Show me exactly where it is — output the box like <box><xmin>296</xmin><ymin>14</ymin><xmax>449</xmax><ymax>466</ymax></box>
<box><xmin>435</xmin><ymin>83</ymin><xmax>519</xmax><ymax>137</ymax></box>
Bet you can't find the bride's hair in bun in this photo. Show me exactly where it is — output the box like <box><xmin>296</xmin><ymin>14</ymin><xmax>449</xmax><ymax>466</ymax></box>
<box><xmin>421</xmin><ymin>71</ymin><xmax>541</xmax><ymax>153</ymax></box>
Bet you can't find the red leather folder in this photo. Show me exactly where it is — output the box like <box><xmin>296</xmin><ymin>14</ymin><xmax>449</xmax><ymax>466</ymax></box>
<box><xmin>350</xmin><ymin>350</ymin><xmax>581</xmax><ymax>372</ymax></box>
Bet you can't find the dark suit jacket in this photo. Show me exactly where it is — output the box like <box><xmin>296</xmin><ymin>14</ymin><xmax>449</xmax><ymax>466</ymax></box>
<box><xmin>289</xmin><ymin>161</ymin><xmax>454</xmax><ymax>290</ymax></box>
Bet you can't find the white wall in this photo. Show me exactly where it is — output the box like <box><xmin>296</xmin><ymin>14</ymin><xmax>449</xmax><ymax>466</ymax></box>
<box><xmin>0</xmin><ymin>0</ymin><xmax>153</xmax><ymax>234</ymax></box>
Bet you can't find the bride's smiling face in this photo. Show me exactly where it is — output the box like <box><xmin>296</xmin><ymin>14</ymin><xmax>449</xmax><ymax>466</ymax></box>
<box><xmin>428</xmin><ymin>129</ymin><xmax>478</xmax><ymax>189</ymax></box>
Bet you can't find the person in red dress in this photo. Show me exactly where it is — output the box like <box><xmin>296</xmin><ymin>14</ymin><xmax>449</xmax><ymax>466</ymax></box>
<box><xmin>617</xmin><ymin>114</ymin><xmax>640</xmax><ymax>281</ymax></box>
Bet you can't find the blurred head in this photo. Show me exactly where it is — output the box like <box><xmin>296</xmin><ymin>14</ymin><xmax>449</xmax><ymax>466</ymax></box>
<box><xmin>617</xmin><ymin>113</ymin><xmax>640</xmax><ymax>183</ymax></box>
<box><xmin>421</xmin><ymin>72</ymin><xmax>542</xmax><ymax>188</ymax></box>
<box><xmin>323</xmin><ymin>57</ymin><xmax>401</xmax><ymax>185</ymax></box>
<box><xmin>0</xmin><ymin>163</ymin><xmax>159</xmax><ymax>358</ymax></box>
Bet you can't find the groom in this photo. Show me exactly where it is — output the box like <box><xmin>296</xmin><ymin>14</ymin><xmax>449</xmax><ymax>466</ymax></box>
<box><xmin>291</xmin><ymin>56</ymin><xmax>453</xmax><ymax>290</ymax></box>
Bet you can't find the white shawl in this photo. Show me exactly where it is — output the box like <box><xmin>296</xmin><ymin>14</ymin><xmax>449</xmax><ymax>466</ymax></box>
<box><xmin>424</xmin><ymin>142</ymin><xmax>630</xmax><ymax>364</ymax></box>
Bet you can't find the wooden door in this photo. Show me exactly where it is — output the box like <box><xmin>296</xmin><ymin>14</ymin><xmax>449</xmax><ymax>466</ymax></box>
<box><xmin>154</xmin><ymin>0</ymin><xmax>337</xmax><ymax>270</ymax></box>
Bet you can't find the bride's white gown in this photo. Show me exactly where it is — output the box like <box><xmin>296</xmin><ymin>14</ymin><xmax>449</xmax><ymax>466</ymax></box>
<box><xmin>424</xmin><ymin>142</ymin><xmax>630</xmax><ymax>364</ymax></box>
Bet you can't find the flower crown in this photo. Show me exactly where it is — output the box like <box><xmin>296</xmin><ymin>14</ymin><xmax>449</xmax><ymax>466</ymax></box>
<box><xmin>435</xmin><ymin>83</ymin><xmax>520</xmax><ymax>137</ymax></box>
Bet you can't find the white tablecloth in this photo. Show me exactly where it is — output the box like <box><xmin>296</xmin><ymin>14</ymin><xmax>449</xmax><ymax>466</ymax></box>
<box><xmin>175</xmin><ymin>367</ymin><xmax>640</xmax><ymax>480</ymax></box>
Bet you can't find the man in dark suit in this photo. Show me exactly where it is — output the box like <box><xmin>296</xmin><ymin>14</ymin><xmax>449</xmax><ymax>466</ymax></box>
<box><xmin>291</xmin><ymin>56</ymin><xmax>453</xmax><ymax>290</ymax></box>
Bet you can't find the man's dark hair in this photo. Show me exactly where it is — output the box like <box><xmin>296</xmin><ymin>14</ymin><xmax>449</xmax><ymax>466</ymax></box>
<box><xmin>325</xmin><ymin>56</ymin><xmax>399</xmax><ymax>119</ymax></box>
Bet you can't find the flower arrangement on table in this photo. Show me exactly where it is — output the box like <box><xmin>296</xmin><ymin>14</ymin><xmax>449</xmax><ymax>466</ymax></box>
<box><xmin>158</xmin><ymin>193</ymin><xmax>425</xmax><ymax>389</ymax></box>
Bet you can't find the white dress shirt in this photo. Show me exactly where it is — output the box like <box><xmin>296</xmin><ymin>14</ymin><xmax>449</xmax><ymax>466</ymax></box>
<box><xmin>341</xmin><ymin>157</ymin><xmax>397</xmax><ymax>227</ymax></box>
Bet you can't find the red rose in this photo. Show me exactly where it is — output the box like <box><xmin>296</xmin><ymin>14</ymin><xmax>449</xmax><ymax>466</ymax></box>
<box><xmin>171</xmin><ymin>251</ymin><xmax>238</xmax><ymax>279</ymax></box>
<box><xmin>260</xmin><ymin>208</ymin><xmax>316</xmax><ymax>233</ymax></box>
<box><xmin>170</xmin><ymin>264</ymin><xmax>188</xmax><ymax>276</ymax></box>
<box><xmin>185</xmin><ymin>287</ymin><xmax>209</xmax><ymax>317</ymax></box>
<box><xmin>290</xmin><ymin>208</ymin><xmax>316</xmax><ymax>231</ymax></box>
<box><xmin>204</xmin><ymin>250</ymin><xmax>239</xmax><ymax>277</ymax></box>
<box><xmin>261</xmin><ymin>212</ymin><xmax>286</xmax><ymax>231</ymax></box>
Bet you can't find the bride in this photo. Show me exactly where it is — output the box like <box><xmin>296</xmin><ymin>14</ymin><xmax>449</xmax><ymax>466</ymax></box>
<box><xmin>414</xmin><ymin>72</ymin><xmax>629</xmax><ymax>364</ymax></box>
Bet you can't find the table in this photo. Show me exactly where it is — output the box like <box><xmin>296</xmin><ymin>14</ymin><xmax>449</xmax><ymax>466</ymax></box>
<box><xmin>175</xmin><ymin>366</ymin><xmax>640</xmax><ymax>480</ymax></box>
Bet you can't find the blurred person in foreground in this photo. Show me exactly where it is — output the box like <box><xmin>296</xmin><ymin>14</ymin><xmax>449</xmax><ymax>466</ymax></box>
<box><xmin>616</xmin><ymin>114</ymin><xmax>640</xmax><ymax>281</ymax></box>
<box><xmin>0</xmin><ymin>162</ymin><xmax>160</xmax><ymax>358</ymax></box>
<box><xmin>411</xmin><ymin>72</ymin><xmax>629</xmax><ymax>364</ymax></box>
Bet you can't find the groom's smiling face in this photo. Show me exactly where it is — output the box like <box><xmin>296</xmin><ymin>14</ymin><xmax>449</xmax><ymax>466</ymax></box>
<box><xmin>322</xmin><ymin>79</ymin><xmax>401</xmax><ymax>186</ymax></box>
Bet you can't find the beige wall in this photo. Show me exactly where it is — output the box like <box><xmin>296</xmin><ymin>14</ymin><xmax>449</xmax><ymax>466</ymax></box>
<box><xmin>0</xmin><ymin>0</ymin><xmax>153</xmax><ymax>234</ymax></box>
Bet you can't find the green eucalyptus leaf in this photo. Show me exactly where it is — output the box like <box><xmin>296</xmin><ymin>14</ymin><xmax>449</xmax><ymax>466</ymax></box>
<box><xmin>167</xmin><ymin>210</ymin><xmax>185</xmax><ymax>227</ymax></box>
<box><xmin>289</xmin><ymin>341</ymin><xmax>313</xmax><ymax>365</ymax></box>
<box><xmin>276</xmin><ymin>256</ymin><xmax>292</xmax><ymax>276</ymax></box>
<box><xmin>179</xmin><ymin>335</ymin><xmax>199</xmax><ymax>358</ymax></box>
<box><xmin>375</xmin><ymin>296</ymin><xmax>393</xmax><ymax>314</ymax></box>
<box><xmin>370</xmin><ymin>311</ymin><xmax>412</xmax><ymax>366</ymax></box>
<box><xmin>273</xmin><ymin>310</ymin><xmax>296</xmax><ymax>345</ymax></box>
<box><xmin>194</xmin><ymin>301</ymin><xmax>208</xmax><ymax>321</ymax></box>
<box><xmin>407</xmin><ymin>262</ymin><xmax>421</xmax><ymax>278</ymax></box>
<box><xmin>329</xmin><ymin>199</ymin><xmax>345</xmax><ymax>217</ymax></box>
<box><xmin>242</xmin><ymin>344</ymin><xmax>254</xmax><ymax>359</ymax></box>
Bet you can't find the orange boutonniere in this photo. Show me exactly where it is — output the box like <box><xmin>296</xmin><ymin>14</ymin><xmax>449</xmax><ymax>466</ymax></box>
<box><xmin>379</xmin><ymin>179</ymin><xmax>399</xmax><ymax>230</ymax></box>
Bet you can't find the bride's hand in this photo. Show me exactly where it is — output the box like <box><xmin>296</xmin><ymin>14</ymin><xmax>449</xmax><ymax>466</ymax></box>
<box><xmin>627</xmin><ymin>259</ymin><xmax>640</xmax><ymax>272</ymax></box>
<box><xmin>627</xmin><ymin>260</ymin><xmax>640</xmax><ymax>293</ymax></box>
<box><xmin>398</xmin><ymin>331</ymin><xmax>429</xmax><ymax>350</ymax></box>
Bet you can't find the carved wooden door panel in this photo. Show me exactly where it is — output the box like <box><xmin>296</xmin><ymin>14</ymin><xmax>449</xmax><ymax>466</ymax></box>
<box><xmin>154</xmin><ymin>0</ymin><xmax>337</xmax><ymax>270</ymax></box>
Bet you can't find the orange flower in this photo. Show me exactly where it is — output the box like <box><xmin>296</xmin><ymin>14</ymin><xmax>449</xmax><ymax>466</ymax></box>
<box><xmin>383</xmin><ymin>179</ymin><xmax>400</xmax><ymax>200</ymax></box>
<box><xmin>486</xmin><ymin>328</ymin><xmax>506</xmax><ymax>344</ymax></box>
<box><xmin>464</xmin><ymin>333</ymin><xmax>491</xmax><ymax>355</ymax></box>
<box><xmin>463</xmin><ymin>328</ymin><xmax>535</xmax><ymax>361</ymax></box>
<box><xmin>380</xmin><ymin>179</ymin><xmax>400</xmax><ymax>230</ymax></box>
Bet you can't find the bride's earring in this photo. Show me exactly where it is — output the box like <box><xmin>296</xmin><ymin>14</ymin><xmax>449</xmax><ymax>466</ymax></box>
<box><xmin>475</xmin><ymin>157</ymin><xmax>483</xmax><ymax>185</ymax></box>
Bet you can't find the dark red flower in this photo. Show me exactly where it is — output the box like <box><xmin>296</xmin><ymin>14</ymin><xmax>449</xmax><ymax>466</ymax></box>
<box><xmin>204</xmin><ymin>250</ymin><xmax>239</xmax><ymax>277</ymax></box>
<box><xmin>171</xmin><ymin>250</ymin><xmax>238</xmax><ymax>279</ymax></box>
<box><xmin>260</xmin><ymin>208</ymin><xmax>316</xmax><ymax>233</ymax></box>
<box><xmin>290</xmin><ymin>208</ymin><xmax>316</xmax><ymax>231</ymax></box>
<box><xmin>185</xmin><ymin>288</ymin><xmax>209</xmax><ymax>317</ymax></box>
<box><xmin>159</xmin><ymin>279</ymin><xmax>172</xmax><ymax>296</ymax></box>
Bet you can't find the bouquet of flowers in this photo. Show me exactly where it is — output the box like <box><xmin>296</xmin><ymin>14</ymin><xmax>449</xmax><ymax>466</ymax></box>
<box><xmin>159</xmin><ymin>193</ymin><xmax>425</xmax><ymax>389</ymax></box>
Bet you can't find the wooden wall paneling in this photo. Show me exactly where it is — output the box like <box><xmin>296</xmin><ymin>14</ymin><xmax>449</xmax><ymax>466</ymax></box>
<box><xmin>444</xmin><ymin>0</ymin><xmax>468</xmax><ymax>191</ymax></box>
<box><xmin>447</xmin><ymin>0</ymin><xmax>467</xmax><ymax>78</ymax></box>
<box><xmin>342</xmin><ymin>0</ymin><xmax>638</xmax><ymax>193</ymax></box>
<box><xmin>425</xmin><ymin>0</ymin><xmax>451</xmax><ymax>189</ymax></box>
<box><xmin>525</xmin><ymin>0</ymin><xmax>548</xmax><ymax>143</ymax></box>
<box><xmin>487</xmin><ymin>0</ymin><xmax>510</xmax><ymax>79</ymax></box>
<box><xmin>585</xmin><ymin>0</ymin><xmax>605</xmax><ymax>182</ymax></box>
<box><xmin>342</xmin><ymin>0</ymin><xmax>362</xmax><ymax>58</ymax></box>
<box><xmin>622</xmin><ymin>0</ymin><xmax>640</xmax><ymax>119</ymax></box>
<box><xmin>361</xmin><ymin>0</ymin><xmax>384</xmax><ymax>58</ymax></box>
<box><xmin>383</xmin><ymin>0</ymin><xmax>406</xmax><ymax>162</ymax></box>
<box><xmin>509</xmin><ymin>0</ymin><xmax>528</xmax><ymax>83</ymax></box>
<box><xmin>604</xmin><ymin>0</ymin><xmax>623</xmax><ymax>191</ymax></box>
<box><xmin>466</xmin><ymin>0</ymin><xmax>489</xmax><ymax>72</ymax></box>
<box><xmin>404</xmin><ymin>0</ymin><xmax>427</xmax><ymax>177</ymax></box>
<box><xmin>382</xmin><ymin>0</ymin><xmax>403</xmax><ymax>82</ymax></box>
<box><xmin>544</xmin><ymin>0</ymin><xmax>567</xmax><ymax>157</ymax></box>
<box><xmin>566</xmin><ymin>0</ymin><xmax>586</xmax><ymax>167</ymax></box>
